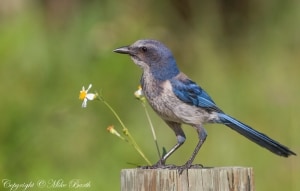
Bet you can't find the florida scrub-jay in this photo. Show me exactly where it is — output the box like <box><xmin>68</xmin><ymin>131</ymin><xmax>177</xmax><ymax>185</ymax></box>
<box><xmin>113</xmin><ymin>39</ymin><xmax>296</xmax><ymax>173</ymax></box>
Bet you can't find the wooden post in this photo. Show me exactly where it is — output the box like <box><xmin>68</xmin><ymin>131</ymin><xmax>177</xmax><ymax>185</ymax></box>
<box><xmin>121</xmin><ymin>167</ymin><xmax>254</xmax><ymax>191</ymax></box>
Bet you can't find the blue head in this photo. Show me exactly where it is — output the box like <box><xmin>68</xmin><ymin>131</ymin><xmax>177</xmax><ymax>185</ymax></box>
<box><xmin>114</xmin><ymin>39</ymin><xmax>180</xmax><ymax>81</ymax></box>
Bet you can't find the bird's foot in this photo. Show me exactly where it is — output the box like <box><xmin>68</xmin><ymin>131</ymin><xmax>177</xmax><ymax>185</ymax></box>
<box><xmin>139</xmin><ymin>160</ymin><xmax>178</xmax><ymax>170</ymax></box>
<box><xmin>140</xmin><ymin>164</ymin><xmax>178</xmax><ymax>170</ymax></box>
<box><xmin>139</xmin><ymin>162</ymin><xmax>203</xmax><ymax>173</ymax></box>
<box><xmin>138</xmin><ymin>158</ymin><xmax>203</xmax><ymax>173</ymax></box>
<box><xmin>177</xmin><ymin>162</ymin><xmax>203</xmax><ymax>175</ymax></box>
<box><xmin>154</xmin><ymin>159</ymin><xmax>165</xmax><ymax>167</ymax></box>
<box><xmin>177</xmin><ymin>162</ymin><xmax>191</xmax><ymax>175</ymax></box>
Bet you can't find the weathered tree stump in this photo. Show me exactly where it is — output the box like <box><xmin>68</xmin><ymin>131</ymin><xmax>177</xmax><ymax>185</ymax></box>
<box><xmin>121</xmin><ymin>167</ymin><xmax>254</xmax><ymax>191</ymax></box>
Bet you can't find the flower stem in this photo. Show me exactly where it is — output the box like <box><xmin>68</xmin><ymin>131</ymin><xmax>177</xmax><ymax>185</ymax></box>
<box><xmin>142</xmin><ymin>103</ymin><xmax>161</xmax><ymax>159</ymax></box>
<box><xmin>100</xmin><ymin>98</ymin><xmax>152</xmax><ymax>165</ymax></box>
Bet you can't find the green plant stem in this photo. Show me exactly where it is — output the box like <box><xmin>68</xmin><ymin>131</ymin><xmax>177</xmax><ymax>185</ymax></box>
<box><xmin>101</xmin><ymin>98</ymin><xmax>152</xmax><ymax>165</ymax></box>
<box><xmin>124</xmin><ymin>129</ymin><xmax>152</xmax><ymax>165</ymax></box>
<box><xmin>142</xmin><ymin>103</ymin><xmax>161</xmax><ymax>159</ymax></box>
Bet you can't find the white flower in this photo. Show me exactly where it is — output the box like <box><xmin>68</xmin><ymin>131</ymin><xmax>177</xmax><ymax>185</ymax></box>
<box><xmin>134</xmin><ymin>85</ymin><xmax>143</xmax><ymax>98</ymax></box>
<box><xmin>79</xmin><ymin>84</ymin><xmax>96</xmax><ymax>108</ymax></box>
<box><xmin>134</xmin><ymin>85</ymin><xmax>146</xmax><ymax>102</ymax></box>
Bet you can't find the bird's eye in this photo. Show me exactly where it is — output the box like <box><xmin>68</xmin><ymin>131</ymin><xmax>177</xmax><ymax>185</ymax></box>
<box><xmin>141</xmin><ymin>46</ymin><xmax>147</xmax><ymax>52</ymax></box>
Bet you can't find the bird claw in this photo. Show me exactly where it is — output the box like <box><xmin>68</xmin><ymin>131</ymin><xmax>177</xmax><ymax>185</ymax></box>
<box><xmin>177</xmin><ymin>163</ymin><xmax>190</xmax><ymax>175</ymax></box>
<box><xmin>178</xmin><ymin>163</ymin><xmax>204</xmax><ymax>175</ymax></box>
<box><xmin>138</xmin><ymin>159</ymin><xmax>166</xmax><ymax>169</ymax></box>
<box><xmin>139</xmin><ymin>164</ymin><xmax>177</xmax><ymax>170</ymax></box>
<box><xmin>154</xmin><ymin>159</ymin><xmax>165</xmax><ymax>167</ymax></box>
<box><xmin>138</xmin><ymin>159</ymin><xmax>203</xmax><ymax>174</ymax></box>
<box><xmin>178</xmin><ymin>167</ymin><xmax>186</xmax><ymax>175</ymax></box>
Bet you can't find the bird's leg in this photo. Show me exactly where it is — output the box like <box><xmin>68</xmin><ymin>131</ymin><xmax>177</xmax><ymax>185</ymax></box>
<box><xmin>154</xmin><ymin>121</ymin><xmax>185</xmax><ymax>168</ymax></box>
<box><xmin>155</xmin><ymin>137</ymin><xmax>185</xmax><ymax>167</ymax></box>
<box><xmin>178</xmin><ymin>125</ymin><xmax>207</xmax><ymax>174</ymax></box>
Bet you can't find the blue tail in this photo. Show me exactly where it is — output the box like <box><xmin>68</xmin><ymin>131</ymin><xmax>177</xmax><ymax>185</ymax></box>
<box><xmin>218</xmin><ymin>113</ymin><xmax>296</xmax><ymax>157</ymax></box>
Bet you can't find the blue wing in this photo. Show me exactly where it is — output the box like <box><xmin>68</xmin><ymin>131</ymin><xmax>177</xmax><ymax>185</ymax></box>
<box><xmin>170</xmin><ymin>74</ymin><xmax>296</xmax><ymax>157</ymax></box>
<box><xmin>170</xmin><ymin>76</ymin><xmax>222</xmax><ymax>112</ymax></box>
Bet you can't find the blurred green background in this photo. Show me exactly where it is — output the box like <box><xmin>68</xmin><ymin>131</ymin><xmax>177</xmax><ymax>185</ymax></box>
<box><xmin>0</xmin><ymin>0</ymin><xmax>299</xmax><ymax>190</ymax></box>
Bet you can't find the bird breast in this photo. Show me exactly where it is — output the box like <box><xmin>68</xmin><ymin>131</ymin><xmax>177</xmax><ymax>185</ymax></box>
<box><xmin>141</xmin><ymin>76</ymin><xmax>215</xmax><ymax>125</ymax></box>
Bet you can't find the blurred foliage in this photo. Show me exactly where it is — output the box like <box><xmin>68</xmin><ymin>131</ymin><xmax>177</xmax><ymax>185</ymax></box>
<box><xmin>0</xmin><ymin>0</ymin><xmax>299</xmax><ymax>190</ymax></box>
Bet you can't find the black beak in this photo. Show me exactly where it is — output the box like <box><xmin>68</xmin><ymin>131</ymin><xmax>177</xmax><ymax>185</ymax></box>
<box><xmin>113</xmin><ymin>46</ymin><xmax>131</xmax><ymax>54</ymax></box>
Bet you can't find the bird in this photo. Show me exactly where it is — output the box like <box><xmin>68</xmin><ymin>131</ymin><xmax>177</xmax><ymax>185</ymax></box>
<box><xmin>113</xmin><ymin>39</ymin><xmax>296</xmax><ymax>173</ymax></box>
